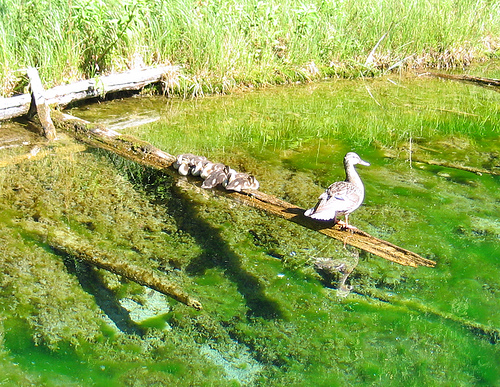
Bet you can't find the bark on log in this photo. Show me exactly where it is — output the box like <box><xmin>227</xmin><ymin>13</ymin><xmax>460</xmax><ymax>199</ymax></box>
<box><xmin>27</xmin><ymin>67</ymin><xmax>57</xmax><ymax>140</ymax></box>
<box><xmin>0</xmin><ymin>94</ymin><xmax>31</xmax><ymax>120</ymax></box>
<box><xmin>0</xmin><ymin>66</ymin><xmax>179</xmax><ymax>121</ymax></box>
<box><xmin>425</xmin><ymin>72</ymin><xmax>500</xmax><ymax>89</ymax></box>
<box><xmin>24</xmin><ymin>221</ymin><xmax>202</xmax><ymax>310</ymax></box>
<box><xmin>383</xmin><ymin>147</ymin><xmax>500</xmax><ymax>176</ymax></box>
<box><xmin>51</xmin><ymin>111</ymin><xmax>436</xmax><ymax>268</ymax></box>
<box><xmin>0</xmin><ymin>143</ymin><xmax>87</xmax><ymax>168</ymax></box>
<box><xmin>225</xmin><ymin>190</ymin><xmax>435</xmax><ymax>267</ymax></box>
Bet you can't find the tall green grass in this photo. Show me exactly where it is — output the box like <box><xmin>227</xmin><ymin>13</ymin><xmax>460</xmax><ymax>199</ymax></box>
<box><xmin>0</xmin><ymin>0</ymin><xmax>499</xmax><ymax>96</ymax></box>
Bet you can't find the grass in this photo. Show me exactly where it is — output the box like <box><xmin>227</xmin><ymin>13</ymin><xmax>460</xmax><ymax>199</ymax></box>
<box><xmin>0</xmin><ymin>0</ymin><xmax>499</xmax><ymax>96</ymax></box>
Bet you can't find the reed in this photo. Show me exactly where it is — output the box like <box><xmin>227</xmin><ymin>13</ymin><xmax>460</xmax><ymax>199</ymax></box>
<box><xmin>0</xmin><ymin>0</ymin><xmax>499</xmax><ymax>96</ymax></box>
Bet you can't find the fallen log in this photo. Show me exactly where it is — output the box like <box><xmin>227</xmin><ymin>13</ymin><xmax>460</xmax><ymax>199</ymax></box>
<box><xmin>0</xmin><ymin>65</ymin><xmax>179</xmax><ymax>121</ymax></box>
<box><xmin>383</xmin><ymin>147</ymin><xmax>500</xmax><ymax>176</ymax></box>
<box><xmin>51</xmin><ymin>111</ymin><xmax>436</xmax><ymax>268</ymax></box>
<box><xmin>0</xmin><ymin>94</ymin><xmax>31</xmax><ymax>120</ymax></box>
<box><xmin>0</xmin><ymin>142</ymin><xmax>87</xmax><ymax>168</ymax></box>
<box><xmin>225</xmin><ymin>190</ymin><xmax>435</xmax><ymax>267</ymax></box>
<box><xmin>24</xmin><ymin>221</ymin><xmax>203</xmax><ymax>310</ymax></box>
<box><xmin>27</xmin><ymin>67</ymin><xmax>57</xmax><ymax>140</ymax></box>
<box><xmin>425</xmin><ymin>72</ymin><xmax>500</xmax><ymax>90</ymax></box>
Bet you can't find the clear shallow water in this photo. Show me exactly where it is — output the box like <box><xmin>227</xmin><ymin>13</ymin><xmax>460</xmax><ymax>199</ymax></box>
<box><xmin>0</xmin><ymin>72</ymin><xmax>499</xmax><ymax>386</ymax></box>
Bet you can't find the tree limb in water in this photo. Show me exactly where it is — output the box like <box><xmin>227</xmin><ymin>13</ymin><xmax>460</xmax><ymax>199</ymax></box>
<box><xmin>425</xmin><ymin>72</ymin><xmax>500</xmax><ymax>91</ymax></box>
<box><xmin>383</xmin><ymin>147</ymin><xmax>500</xmax><ymax>176</ymax></box>
<box><xmin>24</xmin><ymin>221</ymin><xmax>203</xmax><ymax>310</ymax></box>
<box><xmin>51</xmin><ymin>111</ymin><xmax>436</xmax><ymax>268</ymax></box>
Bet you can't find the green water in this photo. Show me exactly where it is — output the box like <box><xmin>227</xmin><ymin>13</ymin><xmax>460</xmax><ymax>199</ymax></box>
<box><xmin>0</xmin><ymin>71</ymin><xmax>499</xmax><ymax>386</ymax></box>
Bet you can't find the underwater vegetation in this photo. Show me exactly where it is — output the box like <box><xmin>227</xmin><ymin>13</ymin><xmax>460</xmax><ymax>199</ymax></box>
<box><xmin>0</xmin><ymin>73</ymin><xmax>499</xmax><ymax>385</ymax></box>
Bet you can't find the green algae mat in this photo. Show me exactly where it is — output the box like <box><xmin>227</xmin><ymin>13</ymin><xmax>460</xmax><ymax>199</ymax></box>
<box><xmin>0</xmin><ymin>71</ymin><xmax>499</xmax><ymax>386</ymax></box>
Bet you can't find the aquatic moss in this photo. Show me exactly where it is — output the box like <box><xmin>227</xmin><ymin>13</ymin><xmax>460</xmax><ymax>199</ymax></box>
<box><xmin>2</xmin><ymin>75</ymin><xmax>500</xmax><ymax>385</ymax></box>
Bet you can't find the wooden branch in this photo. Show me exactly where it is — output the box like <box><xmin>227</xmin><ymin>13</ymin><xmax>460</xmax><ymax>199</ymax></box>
<box><xmin>52</xmin><ymin>111</ymin><xmax>176</xmax><ymax>169</ymax></box>
<box><xmin>51</xmin><ymin>111</ymin><xmax>436</xmax><ymax>268</ymax></box>
<box><xmin>27</xmin><ymin>67</ymin><xmax>57</xmax><ymax>140</ymax></box>
<box><xmin>24</xmin><ymin>221</ymin><xmax>202</xmax><ymax>310</ymax></box>
<box><xmin>425</xmin><ymin>72</ymin><xmax>500</xmax><ymax>89</ymax></box>
<box><xmin>0</xmin><ymin>94</ymin><xmax>31</xmax><ymax>120</ymax></box>
<box><xmin>0</xmin><ymin>66</ymin><xmax>179</xmax><ymax>121</ymax></box>
<box><xmin>225</xmin><ymin>190</ymin><xmax>435</xmax><ymax>268</ymax></box>
<box><xmin>384</xmin><ymin>148</ymin><xmax>500</xmax><ymax>176</ymax></box>
<box><xmin>0</xmin><ymin>143</ymin><xmax>87</xmax><ymax>168</ymax></box>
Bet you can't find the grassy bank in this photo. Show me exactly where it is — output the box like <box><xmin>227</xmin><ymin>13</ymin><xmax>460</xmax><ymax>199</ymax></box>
<box><xmin>1</xmin><ymin>0</ymin><xmax>499</xmax><ymax>96</ymax></box>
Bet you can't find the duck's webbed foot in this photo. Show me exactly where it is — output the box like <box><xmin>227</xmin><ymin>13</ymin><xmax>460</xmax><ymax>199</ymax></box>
<box><xmin>337</xmin><ymin>220</ymin><xmax>357</xmax><ymax>231</ymax></box>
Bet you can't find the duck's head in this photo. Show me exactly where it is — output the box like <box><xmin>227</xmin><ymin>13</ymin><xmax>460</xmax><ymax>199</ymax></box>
<box><xmin>344</xmin><ymin>152</ymin><xmax>370</xmax><ymax>167</ymax></box>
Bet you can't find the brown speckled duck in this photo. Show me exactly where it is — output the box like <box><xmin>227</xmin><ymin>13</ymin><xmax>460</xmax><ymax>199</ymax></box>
<box><xmin>304</xmin><ymin>152</ymin><xmax>370</xmax><ymax>229</ymax></box>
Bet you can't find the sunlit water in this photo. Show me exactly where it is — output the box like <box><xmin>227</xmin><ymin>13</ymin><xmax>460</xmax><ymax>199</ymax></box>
<box><xmin>0</xmin><ymin>70</ymin><xmax>499</xmax><ymax>386</ymax></box>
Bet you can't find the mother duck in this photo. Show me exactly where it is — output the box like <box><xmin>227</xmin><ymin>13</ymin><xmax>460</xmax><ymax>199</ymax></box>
<box><xmin>304</xmin><ymin>152</ymin><xmax>370</xmax><ymax>229</ymax></box>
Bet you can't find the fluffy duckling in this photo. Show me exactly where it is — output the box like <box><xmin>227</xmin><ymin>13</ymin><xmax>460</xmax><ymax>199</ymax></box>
<box><xmin>177</xmin><ymin>162</ymin><xmax>191</xmax><ymax>176</ymax></box>
<box><xmin>201</xmin><ymin>165</ymin><xmax>233</xmax><ymax>189</ymax></box>
<box><xmin>173</xmin><ymin>153</ymin><xmax>194</xmax><ymax>169</ymax></box>
<box><xmin>174</xmin><ymin>154</ymin><xmax>208</xmax><ymax>176</ymax></box>
<box><xmin>174</xmin><ymin>153</ymin><xmax>194</xmax><ymax>176</ymax></box>
<box><xmin>189</xmin><ymin>156</ymin><xmax>209</xmax><ymax>176</ymax></box>
<box><xmin>304</xmin><ymin>152</ymin><xmax>369</xmax><ymax>229</ymax></box>
<box><xmin>225</xmin><ymin>173</ymin><xmax>260</xmax><ymax>192</ymax></box>
<box><xmin>200</xmin><ymin>162</ymin><xmax>225</xmax><ymax>179</ymax></box>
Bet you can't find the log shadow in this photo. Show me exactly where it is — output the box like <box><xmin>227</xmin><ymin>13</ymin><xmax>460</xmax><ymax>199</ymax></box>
<box><xmin>283</xmin><ymin>207</ymin><xmax>337</xmax><ymax>231</ymax></box>
<box><xmin>61</xmin><ymin>255</ymin><xmax>144</xmax><ymax>336</ymax></box>
<box><xmin>107</xmin><ymin>159</ymin><xmax>284</xmax><ymax>320</ymax></box>
<box><xmin>164</xmin><ymin>179</ymin><xmax>284</xmax><ymax>320</ymax></box>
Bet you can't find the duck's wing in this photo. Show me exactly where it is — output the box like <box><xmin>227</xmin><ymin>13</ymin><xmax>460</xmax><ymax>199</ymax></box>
<box><xmin>326</xmin><ymin>181</ymin><xmax>359</xmax><ymax>201</ymax></box>
<box><xmin>306</xmin><ymin>182</ymin><xmax>361</xmax><ymax>218</ymax></box>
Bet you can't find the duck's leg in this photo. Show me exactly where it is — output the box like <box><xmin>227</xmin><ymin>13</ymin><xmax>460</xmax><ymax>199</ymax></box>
<box><xmin>338</xmin><ymin>214</ymin><xmax>357</xmax><ymax>230</ymax></box>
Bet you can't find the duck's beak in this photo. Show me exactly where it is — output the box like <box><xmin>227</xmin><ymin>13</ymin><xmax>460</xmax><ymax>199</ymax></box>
<box><xmin>359</xmin><ymin>158</ymin><xmax>370</xmax><ymax>167</ymax></box>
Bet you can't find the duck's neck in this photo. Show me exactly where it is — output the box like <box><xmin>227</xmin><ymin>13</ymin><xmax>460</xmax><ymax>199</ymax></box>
<box><xmin>344</xmin><ymin>162</ymin><xmax>364</xmax><ymax>189</ymax></box>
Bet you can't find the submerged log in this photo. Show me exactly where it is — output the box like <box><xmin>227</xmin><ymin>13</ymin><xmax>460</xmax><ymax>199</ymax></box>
<box><xmin>226</xmin><ymin>190</ymin><xmax>435</xmax><ymax>268</ymax></box>
<box><xmin>426</xmin><ymin>72</ymin><xmax>500</xmax><ymax>90</ymax></box>
<box><xmin>402</xmin><ymin>156</ymin><xmax>499</xmax><ymax>176</ymax></box>
<box><xmin>0</xmin><ymin>143</ymin><xmax>87</xmax><ymax>168</ymax></box>
<box><xmin>383</xmin><ymin>147</ymin><xmax>500</xmax><ymax>176</ymax></box>
<box><xmin>51</xmin><ymin>111</ymin><xmax>436</xmax><ymax>268</ymax></box>
<box><xmin>0</xmin><ymin>65</ymin><xmax>179</xmax><ymax>121</ymax></box>
<box><xmin>24</xmin><ymin>221</ymin><xmax>202</xmax><ymax>310</ymax></box>
<box><xmin>355</xmin><ymin>287</ymin><xmax>499</xmax><ymax>344</ymax></box>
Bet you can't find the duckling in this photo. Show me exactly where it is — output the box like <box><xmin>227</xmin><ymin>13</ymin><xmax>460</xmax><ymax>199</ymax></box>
<box><xmin>201</xmin><ymin>165</ymin><xmax>233</xmax><ymax>189</ymax></box>
<box><xmin>177</xmin><ymin>162</ymin><xmax>191</xmax><ymax>176</ymax></box>
<box><xmin>173</xmin><ymin>153</ymin><xmax>195</xmax><ymax>169</ymax></box>
<box><xmin>189</xmin><ymin>156</ymin><xmax>209</xmax><ymax>176</ymax></box>
<box><xmin>221</xmin><ymin>168</ymin><xmax>238</xmax><ymax>188</ymax></box>
<box><xmin>304</xmin><ymin>152</ymin><xmax>370</xmax><ymax>229</ymax></box>
<box><xmin>200</xmin><ymin>162</ymin><xmax>225</xmax><ymax>179</ymax></box>
<box><xmin>225</xmin><ymin>173</ymin><xmax>260</xmax><ymax>192</ymax></box>
<box><xmin>173</xmin><ymin>153</ymin><xmax>194</xmax><ymax>176</ymax></box>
